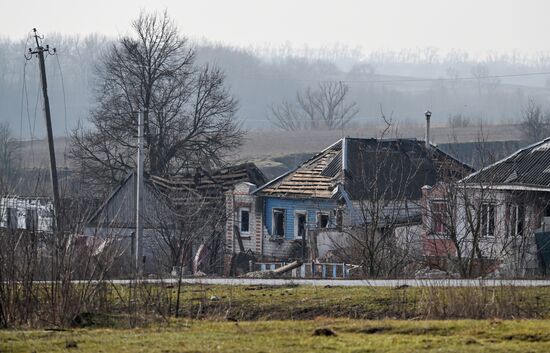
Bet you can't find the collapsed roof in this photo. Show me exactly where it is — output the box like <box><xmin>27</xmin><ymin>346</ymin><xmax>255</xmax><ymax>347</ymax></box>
<box><xmin>150</xmin><ymin>162</ymin><xmax>267</xmax><ymax>201</ymax></box>
<box><xmin>88</xmin><ymin>163</ymin><xmax>267</xmax><ymax>226</ymax></box>
<box><xmin>255</xmin><ymin>138</ymin><xmax>474</xmax><ymax>200</ymax></box>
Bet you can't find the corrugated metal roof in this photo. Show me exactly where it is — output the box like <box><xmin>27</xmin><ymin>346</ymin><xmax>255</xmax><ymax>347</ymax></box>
<box><xmin>463</xmin><ymin>137</ymin><xmax>550</xmax><ymax>189</ymax></box>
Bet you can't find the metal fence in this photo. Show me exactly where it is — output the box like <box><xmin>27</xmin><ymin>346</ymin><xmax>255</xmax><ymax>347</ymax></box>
<box><xmin>255</xmin><ymin>262</ymin><xmax>350</xmax><ymax>278</ymax></box>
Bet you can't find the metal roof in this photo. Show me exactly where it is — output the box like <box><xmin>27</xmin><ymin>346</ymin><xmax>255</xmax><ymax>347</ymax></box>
<box><xmin>462</xmin><ymin>136</ymin><xmax>550</xmax><ymax>189</ymax></box>
<box><xmin>255</xmin><ymin>138</ymin><xmax>474</xmax><ymax>200</ymax></box>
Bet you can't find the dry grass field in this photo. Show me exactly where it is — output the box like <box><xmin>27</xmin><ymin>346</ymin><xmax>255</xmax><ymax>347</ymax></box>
<box><xmin>2</xmin><ymin>284</ymin><xmax>550</xmax><ymax>352</ymax></box>
<box><xmin>18</xmin><ymin>124</ymin><xmax>523</xmax><ymax>171</ymax></box>
<box><xmin>3</xmin><ymin>319</ymin><xmax>550</xmax><ymax>352</ymax></box>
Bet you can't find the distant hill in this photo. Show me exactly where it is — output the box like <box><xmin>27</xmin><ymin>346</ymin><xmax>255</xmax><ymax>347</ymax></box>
<box><xmin>3</xmin><ymin>36</ymin><xmax>550</xmax><ymax>139</ymax></box>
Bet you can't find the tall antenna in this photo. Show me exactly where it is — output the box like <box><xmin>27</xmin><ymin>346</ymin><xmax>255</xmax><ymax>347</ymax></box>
<box><xmin>26</xmin><ymin>28</ymin><xmax>60</xmax><ymax>229</ymax></box>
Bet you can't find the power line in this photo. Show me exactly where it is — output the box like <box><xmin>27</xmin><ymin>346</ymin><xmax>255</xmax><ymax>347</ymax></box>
<box><xmin>54</xmin><ymin>52</ymin><xmax>69</xmax><ymax>165</ymax></box>
<box><xmin>230</xmin><ymin>70</ymin><xmax>550</xmax><ymax>85</ymax></box>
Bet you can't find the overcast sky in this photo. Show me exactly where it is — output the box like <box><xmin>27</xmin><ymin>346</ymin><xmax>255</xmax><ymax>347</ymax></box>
<box><xmin>2</xmin><ymin>0</ymin><xmax>550</xmax><ymax>57</ymax></box>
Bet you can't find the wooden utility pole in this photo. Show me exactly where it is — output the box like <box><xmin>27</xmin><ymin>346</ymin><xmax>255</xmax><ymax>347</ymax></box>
<box><xmin>28</xmin><ymin>28</ymin><xmax>60</xmax><ymax>229</ymax></box>
<box><xmin>135</xmin><ymin>109</ymin><xmax>145</xmax><ymax>274</ymax></box>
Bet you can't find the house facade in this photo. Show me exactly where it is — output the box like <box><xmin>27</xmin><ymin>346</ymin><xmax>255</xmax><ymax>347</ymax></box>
<box><xmin>422</xmin><ymin>138</ymin><xmax>550</xmax><ymax>277</ymax></box>
<box><xmin>86</xmin><ymin>163</ymin><xmax>267</xmax><ymax>275</ymax></box>
<box><xmin>0</xmin><ymin>196</ymin><xmax>54</xmax><ymax>232</ymax></box>
<box><xmin>225</xmin><ymin>137</ymin><xmax>473</xmax><ymax>271</ymax></box>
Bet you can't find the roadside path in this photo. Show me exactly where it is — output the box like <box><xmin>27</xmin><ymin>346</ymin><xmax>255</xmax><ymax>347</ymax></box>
<box><xmin>102</xmin><ymin>277</ymin><xmax>550</xmax><ymax>287</ymax></box>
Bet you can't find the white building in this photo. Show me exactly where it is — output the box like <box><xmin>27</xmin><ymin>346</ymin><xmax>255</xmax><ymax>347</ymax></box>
<box><xmin>0</xmin><ymin>196</ymin><xmax>54</xmax><ymax>232</ymax></box>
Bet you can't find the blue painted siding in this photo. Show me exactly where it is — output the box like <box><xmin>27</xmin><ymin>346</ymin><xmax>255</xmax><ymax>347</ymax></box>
<box><xmin>264</xmin><ymin>197</ymin><xmax>337</xmax><ymax>240</ymax></box>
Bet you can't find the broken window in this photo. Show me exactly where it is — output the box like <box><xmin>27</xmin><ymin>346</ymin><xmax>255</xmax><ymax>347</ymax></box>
<box><xmin>295</xmin><ymin>211</ymin><xmax>307</xmax><ymax>238</ymax></box>
<box><xmin>431</xmin><ymin>201</ymin><xmax>448</xmax><ymax>235</ymax></box>
<box><xmin>273</xmin><ymin>208</ymin><xmax>285</xmax><ymax>237</ymax></box>
<box><xmin>481</xmin><ymin>203</ymin><xmax>496</xmax><ymax>237</ymax></box>
<box><xmin>509</xmin><ymin>204</ymin><xmax>524</xmax><ymax>237</ymax></box>
<box><xmin>25</xmin><ymin>208</ymin><xmax>38</xmax><ymax>231</ymax></box>
<box><xmin>240</xmin><ymin>208</ymin><xmax>250</xmax><ymax>233</ymax></box>
<box><xmin>6</xmin><ymin>208</ymin><xmax>17</xmax><ymax>229</ymax></box>
<box><xmin>317</xmin><ymin>212</ymin><xmax>330</xmax><ymax>228</ymax></box>
<box><xmin>335</xmin><ymin>209</ymin><xmax>343</xmax><ymax>229</ymax></box>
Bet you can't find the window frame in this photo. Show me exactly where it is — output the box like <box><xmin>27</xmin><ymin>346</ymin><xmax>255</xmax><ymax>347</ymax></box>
<box><xmin>480</xmin><ymin>202</ymin><xmax>496</xmax><ymax>238</ymax></box>
<box><xmin>6</xmin><ymin>207</ymin><xmax>17</xmax><ymax>230</ymax></box>
<box><xmin>272</xmin><ymin>208</ymin><xmax>285</xmax><ymax>238</ymax></box>
<box><xmin>430</xmin><ymin>200</ymin><xmax>448</xmax><ymax>236</ymax></box>
<box><xmin>239</xmin><ymin>207</ymin><xmax>250</xmax><ymax>234</ymax></box>
<box><xmin>508</xmin><ymin>203</ymin><xmax>525</xmax><ymax>237</ymax></box>
<box><xmin>25</xmin><ymin>208</ymin><xmax>38</xmax><ymax>231</ymax></box>
<box><xmin>316</xmin><ymin>211</ymin><xmax>330</xmax><ymax>229</ymax></box>
<box><xmin>294</xmin><ymin>210</ymin><xmax>307</xmax><ymax>239</ymax></box>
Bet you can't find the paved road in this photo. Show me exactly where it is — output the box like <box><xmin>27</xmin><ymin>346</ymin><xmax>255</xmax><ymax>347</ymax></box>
<box><xmin>105</xmin><ymin>277</ymin><xmax>550</xmax><ymax>287</ymax></box>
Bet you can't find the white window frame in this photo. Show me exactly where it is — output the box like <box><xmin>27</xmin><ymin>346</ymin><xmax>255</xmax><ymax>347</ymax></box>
<box><xmin>481</xmin><ymin>202</ymin><xmax>496</xmax><ymax>238</ymax></box>
<box><xmin>430</xmin><ymin>200</ymin><xmax>448</xmax><ymax>236</ymax></box>
<box><xmin>316</xmin><ymin>211</ymin><xmax>330</xmax><ymax>229</ymax></box>
<box><xmin>239</xmin><ymin>207</ymin><xmax>250</xmax><ymax>235</ymax></box>
<box><xmin>294</xmin><ymin>210</ymin><xmax>307</xmax><ymax>239</ymax></box>
<box><xmin>508</xmin><ymin>203</ymin><xmax>525</xmax><ymax>237</ymax></box>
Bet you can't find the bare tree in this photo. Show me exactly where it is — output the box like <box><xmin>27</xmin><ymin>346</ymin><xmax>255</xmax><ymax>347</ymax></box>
<box><xmin>269</xmin><ymin>81</ymin><xmax>358</xmax><ymax>130</ymax></box>
<box><xmin>146</xmin><ymin>188</ymin><xmax>225</xmax><ymax>274</ymax></box>
<box><xmin>70</xmin><ymin>11</ymin><xmax>243</xmax><ymax>192</ymax></box>
<box><xmin>324</xmin><ymin>117</ymin><xmax>428</xmax><ymax>277</ymax></box>
<box><xmin>520</xmin><ymin>98</ymin><xmax>550</xmax><ymax>143</ymax></box>
<box><xmin>422</xmin><ymin>178</ymin><xmax>539</xmax><ymax>278</ymax></box>
<box><xmin>0</xmin><ymin>123</ymin><xmax>19</xmax><ymax>193</ymax></box>
<box><xmin>447</xmin><ymin>114</ymin><xmax>471</xmax><ymax>129</ymax></box>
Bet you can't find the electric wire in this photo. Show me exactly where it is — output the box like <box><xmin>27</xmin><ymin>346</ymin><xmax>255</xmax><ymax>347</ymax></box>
<box><xmin>230</xmin><ymin>70</ymin><xmax>550</xmax><ymax>85</ymax></box>
<box><xmin>54</xmin><ymin>52</ymin><xmax>69</xmax><ymax>166</ymax></box>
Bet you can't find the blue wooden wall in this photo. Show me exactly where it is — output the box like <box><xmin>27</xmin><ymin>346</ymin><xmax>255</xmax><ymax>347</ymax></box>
<box><xmin>264</xmin><ymin>197</ymin><xmax>337</xmax><ymax>240</ymax></box>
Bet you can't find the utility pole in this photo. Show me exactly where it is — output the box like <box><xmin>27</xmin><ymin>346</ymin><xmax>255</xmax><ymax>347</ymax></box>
<box><xmin>135</xmin><ymin>109</ymin><xmax>145</xmax><ymax>275</ymax></box>
<box><xmin>27</xmin><ymin>28</ymin><xmax>60</xmax><ymax>229</ymax></box>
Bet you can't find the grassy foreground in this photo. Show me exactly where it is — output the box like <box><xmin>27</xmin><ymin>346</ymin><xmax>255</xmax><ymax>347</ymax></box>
<box><xmin>3</xmin><ymin>319</ymin><xmax>550</xmax><ymax>352</ymax></box>
<box><xmin>112</xmin><ymin>283</ymin><xmax>550</xmax><ymax>321</ymax></box>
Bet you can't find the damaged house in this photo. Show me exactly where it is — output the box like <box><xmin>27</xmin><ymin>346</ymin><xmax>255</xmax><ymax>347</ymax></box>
<box><xmin>225</xmin><ymin>137</ymin><xmax>473</xmax><ymax>276</ymax></box>
<box><xmin>422</xmin><ymin>137</ymin><xmax>550</xmax><ymax>277</ymax></box>
<box><xmin>0</xmin><ymin>196</ymin><xmax>53</xmax><ymax>232</ymax></box>
<box><xmin>86</xmin><ymin>163</ymin><xmax>266</xmax><ymax>275</ymax></box>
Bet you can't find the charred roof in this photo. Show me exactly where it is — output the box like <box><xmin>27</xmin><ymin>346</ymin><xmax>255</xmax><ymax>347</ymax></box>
<box><xmin>150</xmin><ymin>162</ymin><xmax>267</xmax><ymax>199</ymax></box>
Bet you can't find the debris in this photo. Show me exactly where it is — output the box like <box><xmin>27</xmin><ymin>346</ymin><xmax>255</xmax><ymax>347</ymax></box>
<box><xmin>312</xmin><ymin>328</ymin><xmax>337</xmax><ymax>336</ymax></box>
<box><xmin>415</xmin><ymin>267</ymin><xmax>457</xmax><ymax>279</ymax></box>
<box><xmin>210</xmin><ymin>295</ymin><xmax>220</xmax><ymax>301</ymax></box>
<box><xmin>273</xmin><ymin>260</ymin><xmax>303</xmax><ymax>275</ymax></box>
<box><xmin>240</xmin><ymin>270</ymin><xmax>275</xmax><ymax>278</ymax></box>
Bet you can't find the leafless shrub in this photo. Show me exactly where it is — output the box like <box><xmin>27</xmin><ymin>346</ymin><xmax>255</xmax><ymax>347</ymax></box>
<box><xmin>269</xmin><ymin>81</ymin><xmax>358</xmax><ymax>130</ymax></box>
<box><xmin>447</xmin><ymin>114</ymin><xmax>471</xmax><ymax>128</ymax></box>
<box><xmin>520</xmin><ymin>98</ymin><xmax>550</xmax><ymax>143</ymax></box>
